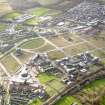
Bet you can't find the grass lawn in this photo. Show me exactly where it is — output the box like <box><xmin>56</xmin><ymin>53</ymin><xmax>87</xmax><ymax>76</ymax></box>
<box><xmin>38</xmin><ymin>73</ymin><xmax>57</xmax><ymax>84</ymax></box>
<box><xmin>38</xmin><ymin>73</ymin><xmax>59</xmax><ymax>96</ymax></box>
<box><xmin>101</xmin><ymin>59</ymin><xmax>105</xmax><ymax>65</ymax></box>
<box><xmin>13</xmin><ymin>51</ymin><xmax>32</xmax><ymax>63</ymax></box>
<box><xmin>63</xmin><ymin>42</ymin><xmax>95</xmax><ymax>56</ymax></box>
<box><xmin>29</xmin><ymin>98</ymin><xmax>42</xmax><ymax>105</ymax></box>
<box><xmin>55</xmin><ymin>96</ymin><xmax>81</xmax><ymax>105</ymax></box>
<box><xmin>49</xmin><ymin>80</ymin><xmax>65</xmax><ymax>91</ymax></box>
<box><xmin>84</xmin><ymin>79</ymin><xmax>105</xmax><ymax>90</ymax></box>
<box><xmin>30</xmin><ymin>7</ymin><xmax>50</xmax><ymax>16</ymax></box>
<box><xmin>0</xmin><ymin>23</ymin><xmax>7</xmax><ymax>31</ymax></box>
<box><xmin>47</xmin><ymin>36</ymin><xmax>70</xmax><ymax>47</ymax></box>
<box><xmin>20</xmin><ymin>38</ymin><xmax>45</xmax><ymax>49</ymax></box>
<box><xmin>1</xmin><ymin>54</ymin><xmax>20</xmax><ymax>73</ymax></box>
<box><xmin>45</xmin><ymin>9</ymin><xmax>62</xmax><ymax>16</ymax></box>
<box><xmin>4</xmin><ymin>11</ymin><xmax>22</xmax><ymax>20</ymax></box>
<box><xmin>38</xmin><ymin>73</ymin><xmax>65</xmax><ymax>96</ymax></box>
<box><xmin>74</xmin><ymin>42</ymin><xmax>95</xmax><ymax>53</ymax></box>
<box><xmin>0</xmin><ymin>52</ymin><xmax>3</xmax><ymax>56</ymax></box>
<box><xmin>24</xmin><ymin>18</ymin><xmax>40</xmax><ymax>25</ymax></box>
<box><xmin>91</xmin><ymin>49</ymin><xmax>105</xmax><ymax>59</ymax></box>
<box><xmin>46</xmin><ymin>85</ymin><xmax>58</xmax><ymax>96</ymax></box>
<box><xmin>88</xmin><ymin>64</ymin><xmax>102</xmax><ymax>72</ymax></box>
<box><xmin>35</xmin><ymin>43</ymin><xmax>55</xmax><ymax>53</ymax></box>
<box><xmin>85</xmin><ymin>37</ymin><xmax>105</xmax><ymax>48</ymax></box>
<box><xmin>15</xmin><ymin>24</ymin><xmax>24</xmax><ymax>30</ymax></box>
<box><xmin>100</xmin><ymin>96</ymin><xmax>105</xmax><ymax>105</ymax></box>
<box><xmin>68</xmin><ymin>36</ymin><xmax>83</xmax><ymax>44</ymax></box>
<box><xmin>47</xmin><ymin>50</ymin><xmax>65</xmax><ymax>60</ymax></box>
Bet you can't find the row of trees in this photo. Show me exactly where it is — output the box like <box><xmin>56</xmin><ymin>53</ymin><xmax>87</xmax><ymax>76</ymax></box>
<box><xmin>75</xmin><ymin>84</ymin><xmax>105</xmax><ymax>105</ymax></box>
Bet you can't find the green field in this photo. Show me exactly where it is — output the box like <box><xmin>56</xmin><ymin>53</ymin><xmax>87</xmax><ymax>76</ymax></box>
<box><xmin>102</xmin><ymin>59</ymin><xmax>105</xmax><ymax>65</ymax></box>
<box><xmin>20</xmin><ymin>38</ymin><xmax>45</xmax><ymax>49</ymax></box>
<box><xmin>24</xmin><ymin>18</ymin><xmax>40</xmax><ymax>25</ymax></box>
<box><xmin>100</xmin><ymin>96</ymin><xmax>105</xmax><ymax>105</ymax></box>
<box><xmin>91</xmin><ymin>49</ymin><xmax>105</xmax><ymax>59</ymax></box>
<box><xmin>29</xmin><ymin>98</ymin><xmax>42</xmax><ymax>105</ymax></box>
<box><xmin>84</xmin><ymin>79</ymin><xmax>105</xmax><ymax>90</ymax></box>
<box><xmin>0</xmin><ymin>23</ymin><xmax>7</xmax><ymax>31</ymax></box>
<box><xmin>15</xmin><ymin>24</ymin><xmax>24</xmax><ymax>30</ymax></box>
<box><xmin>30</xmin><ymin>7</ymin><xmax>50</xmax><ymax>16</ymax></box>
<box><xmin>47</xmin><ymin>50</ymin><xmax>65</xmax><ymax>60</ymax></box>
<box><xmin>1</xmin><ymin>54</ymin><xmax>20</xmax><ymax>73</ymax></box>
<box><xmin>34</xmin><ymin>0</ymin><xmax>61</xmax><ymax>5</ymax></box>
<box><xmin>55</xmin><ymin>96</ymin><xmax>81</xmax><ymax>105</ymax></box>
<box><xmin>38</xmin><ymin>73</ymin><xmax>57</xmax><ymax>84</ymax></box>
<box><xmin>45</xmin><ymin>10</ymin><xmax>62</xmax><ymax>16</ymax></box>
<box><xmin>0</xmin><ymin>52</ymin><xmax>2</xmax><ymax>55</ymax></box>
<box><xmin>38</xmin><ymin>73</ymin><xmax>65</xmax><ymax>96</ymax></box>
<box><xmin>4</xmin><ymin>11</ymin><xmax>22</xmax><ymax>20</ymax></box>
<box><xmin>13</xmin><ymin>51</ymin><xmax>32</xmax><ymax>63</ymax></box>
<box><xmin>35</xmin><ymin>43</ymin><xmax>55</xmax><ymax>52</ymax></box>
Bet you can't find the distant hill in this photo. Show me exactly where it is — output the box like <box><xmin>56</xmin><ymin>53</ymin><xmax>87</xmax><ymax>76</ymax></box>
<box><xmin>7</xmin><ymin>0</ymin><xmax>63</xmax><ymax>10</ymax></box>
<box><xmin>7</xmin><ymin>0</ymin><xmax>41</xmax><ymax>10</ymax></box>
<box><xmin>0</xmin><ymin>0</ymin><xmax>7</xmax><ymax>2</ymax></box>
<box><xmin>45</xmin><ymin>0</ymin><xmax>83</xmax><ymax>11</ymax></box>
<box><xmin>34</xmin><ymin>0</ymin><xmax>62</xmax><ymax>5</ymax></box>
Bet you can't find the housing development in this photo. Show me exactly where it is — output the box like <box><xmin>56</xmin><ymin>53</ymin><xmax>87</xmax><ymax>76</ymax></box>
<box><xmin>0</xmin><ymin>0</ymin><xmax>105</xmax><ymax>105</ymax></box>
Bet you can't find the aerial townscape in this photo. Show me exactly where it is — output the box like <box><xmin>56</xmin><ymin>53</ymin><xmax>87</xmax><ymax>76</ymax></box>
<box><xmin>0</xmin><ymin>0</ymin><xmax>105</xmax><ymax>105</ymax></box>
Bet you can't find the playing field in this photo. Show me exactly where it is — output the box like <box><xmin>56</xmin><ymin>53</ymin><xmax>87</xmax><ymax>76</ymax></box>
<box><xmin>38</xmin><ymin>73</ymin><xmax>57</xmax><ymax>84</ymax></box>
<box><xmin>1</xmin><ymin>54</ymin><xmax>20</xmax><ymax>73</ymax></box>
<box><xmin>34</xmin><ymin>43</ymin><xmax>55</xmax><ymax>52</ymax></box>
<box><xmin>13</xmin><ymin>51</ymin><xmax>33</xmax><ymax>63</ymax></box>
<box><xmin>19</xmin><ymin>38</ymin><xmax>45</xmax><ymax>49</ymax></box>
